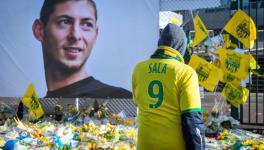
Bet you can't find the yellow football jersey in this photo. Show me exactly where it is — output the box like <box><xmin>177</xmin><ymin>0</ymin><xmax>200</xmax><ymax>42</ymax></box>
<box><xmin>132</xmin><ymin>47</ymin><xmax>201</xmax><ymax>150</ymax></box>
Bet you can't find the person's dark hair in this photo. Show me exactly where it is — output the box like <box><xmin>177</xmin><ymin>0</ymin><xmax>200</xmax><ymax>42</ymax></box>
<box><xmin>40</xmin><ymin>0</ymin><xmax>97</xmax><ymax>27</ymax></box>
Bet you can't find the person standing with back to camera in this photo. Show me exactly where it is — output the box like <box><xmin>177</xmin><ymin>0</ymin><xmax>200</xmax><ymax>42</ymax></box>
<box><xmin>32</xmin><ymin>0</ymin><xmax>132</xmax><ymax>98</ymax></box>
<box><xmin>132</xmin><ymin>23</ymin><xmax>205</xmax><ymax>150</ymax></box>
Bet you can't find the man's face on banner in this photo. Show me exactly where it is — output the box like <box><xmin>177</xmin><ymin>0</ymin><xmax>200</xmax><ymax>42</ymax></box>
<box><xmin>42</xmin><ymin>0</ymin><xmax>98</xmax><ymax>71</ymax></box>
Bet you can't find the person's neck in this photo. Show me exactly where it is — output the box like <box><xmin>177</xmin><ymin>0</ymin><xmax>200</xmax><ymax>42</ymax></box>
<box><xmin>45</xmin><ymin>67</ymin><xmax>89</xmax><ymax>91</ymax></box>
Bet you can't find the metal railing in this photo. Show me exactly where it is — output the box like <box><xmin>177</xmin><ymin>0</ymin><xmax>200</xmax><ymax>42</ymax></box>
<box><xmin>239</xmin><ymin>0</ymin><xmax>264</xmax><ymax>126</ymax></box>
<box><xmin>159</xmin><ymin>0</ymin><xmax>264</xmax><ymax>127</ymax></box>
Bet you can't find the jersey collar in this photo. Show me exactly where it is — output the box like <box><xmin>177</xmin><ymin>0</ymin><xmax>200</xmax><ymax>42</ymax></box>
<box><xmin>151</xmin><ymin>46</ymin><xmax>185</xmax><ymax>63</ymax></box>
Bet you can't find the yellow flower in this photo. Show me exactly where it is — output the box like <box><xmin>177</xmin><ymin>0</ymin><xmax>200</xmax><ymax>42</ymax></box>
<box><xmin>222</xmin><ymin>129</ymin><xmax>229</xmax><ymax>136</ymax></box>
<box><xmin>0</xmin><ymin>137</ymin><xmax>6</xmax><ymax>147</ymax></box>
<box><xmin>124</xmin><ymin>119</ymin><xmax>135</xmax><ymax>126</ymax></box>
<box><xmin>242</xmin><ymin>140</ymin><xmax>251</xmax><ymax>146</ymax></box>
<box><xmin>126</xmin><ymin>129</ymin><xmax>137</xmax><ymax>138</ymax></box>
<box><xmin>115</xmin><ymin>143</ymin><xmax>131</xmax><ymax>150</ymax></box>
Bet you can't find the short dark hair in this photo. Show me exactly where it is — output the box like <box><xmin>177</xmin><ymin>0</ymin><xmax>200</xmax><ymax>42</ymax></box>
<box><xmin>40</xmin><ymin>0</ymin><xmax>97</xmax><ymax>27</ymax></box>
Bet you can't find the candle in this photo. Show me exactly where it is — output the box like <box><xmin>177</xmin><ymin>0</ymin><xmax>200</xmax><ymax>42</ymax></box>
<box><xmin>76</xmin><ymin>98</ymin><xmax>79</xmax><ymax>111</ymax></box>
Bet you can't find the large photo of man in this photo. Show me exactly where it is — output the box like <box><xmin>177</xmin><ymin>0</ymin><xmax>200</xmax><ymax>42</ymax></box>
<box><xmin>33</xmin><ymin>0</ymin><xmax>131</xmax><ymax>98</ymax></box>
<box><xmin>0</xmin><ymin>0</ymin><xmax>159</xmax><ymax>98</ymax></box>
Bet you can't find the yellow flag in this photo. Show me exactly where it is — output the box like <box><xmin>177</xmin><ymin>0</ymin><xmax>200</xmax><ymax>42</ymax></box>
<box><xmin>220</xmin><ymin>71</ymin><xmax>241</xmax><ymax>87</ymax></box>
<box><xmin>222</xmin><ymin>34</ymin><xmax>231</xmax><ymax>49</ymax></box>
<box><xmin>221</xmin><ymin>34</ymin><xmax>239</xmax><ymax>50</ymax></box>
<box><xmin>22</xmin><ymin>84</ymin><xmax>44</xmax><ymax>119</ymax></box>
<box><xmin>221</xmin><ymin>82</ymin><xmax>249</xmax><ymax>107</ymax></box>
<box><xmin>188</xmin><ymin>54</ymin><xmax>221</xmax><ymax>91</ymax></box>
<box><xmin>190</xmin><ymin>15</ymin><xmax>209</xmax><ymax>47</ymax></box>
<box><xmin>219</xmin><ymin>48</ymin><xmax>250</xmax><ymax>80</ymax></box>
<box><xmin>213</xmin><ymin>59</ymin><xmax>240</xmax><ymax>86</ymax></box>
<box><xmin>224</xmin><ymin>9</ymin><xmax>256</xmax><ymax>49</ymax></box>
<box><xmin>249</xmin><ymin>54</ymin><xmax>260</xmax><ymax>70</ymax></box>
<box><xmin>229</xmin><ymin>42</ymin><xmax>239</xmax><ymax>49</ymax></box>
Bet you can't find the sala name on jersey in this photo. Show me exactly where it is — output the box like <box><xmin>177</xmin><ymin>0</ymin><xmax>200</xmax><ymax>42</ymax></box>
<box><xmin>148</xmin><ymin>63</ymin><xmax>167</xmax><ymax>74</ymax></box>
